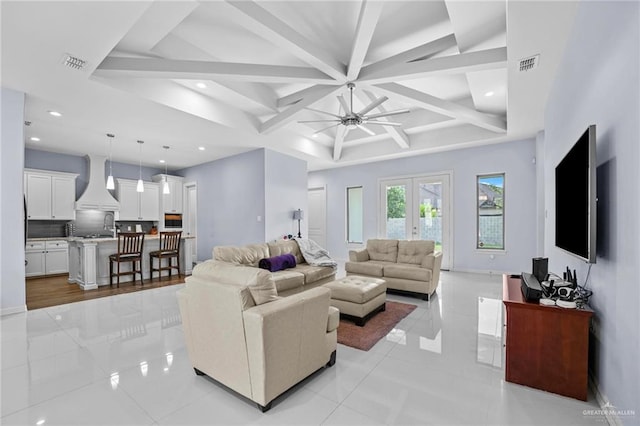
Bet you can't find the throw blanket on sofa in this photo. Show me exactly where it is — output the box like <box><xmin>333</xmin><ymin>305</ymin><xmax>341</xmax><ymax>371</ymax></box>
<box><xmin>296</xmin><ymin>239</ymin><xmax>338</xmax><ymax>269</ymax></box>
<box><xmin>259</xmin><ymin>253</ymin><xmax>296</xmax><ymax>272</ymax></box>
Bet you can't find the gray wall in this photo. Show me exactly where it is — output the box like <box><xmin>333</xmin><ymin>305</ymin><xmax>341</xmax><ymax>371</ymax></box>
<box><xmin>1</xmin><ymin>88</ymin><xmax>26</xmax><ymax>314</ymax></box>
<box><xmin>178</xmin><ymin>149</ymin><xmax>266</xmax><ymax>259</ymax></box>
<box><xmin>308</xmin><ymin>138</ymin><xmax>537</xmax><ymax>273</ymax></box>
<box><xmin>264</xmin><ymin>149</ymin><xmax>308</xmax><ymax>241</ymax></box>
<box><xmin>542</xmin><ymin>1</ymin><xmax>639</xmax><ymax>418</ymax></box>
<box><xmin>178</xmin><ymin>148</ymin><xmax>308</xmax><ymax>260</ymax></box>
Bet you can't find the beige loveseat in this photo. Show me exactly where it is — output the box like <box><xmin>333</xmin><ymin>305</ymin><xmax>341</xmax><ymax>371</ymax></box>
<box><xmin>345</xmin><ymin>239</ymin><xmax>443</xmax><ymax>300</ymax></box>
<box><xmin>178</xmin><ymin>262</ymin><xmax>338</xmax><ymax>412</ymax></box>
<box><xmin>213</xmin><ymin>240</ymin><xmax>336</xmax><ymax>297</ymax></box>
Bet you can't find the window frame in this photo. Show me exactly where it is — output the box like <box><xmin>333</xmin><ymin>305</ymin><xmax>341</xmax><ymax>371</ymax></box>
<box><xmin>346</xmin><ymin>186</ymin><xmax>364</xmax><ymax>244</ymax></box>
<box><xmin>476</xmin><ymin>173</ymin><xmax>505</xmax><ymax>251</ymax></box>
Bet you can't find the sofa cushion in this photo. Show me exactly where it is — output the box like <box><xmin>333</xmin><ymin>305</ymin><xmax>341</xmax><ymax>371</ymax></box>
<box><xmin>294</xmin><ymin>264</ymin><xmax>336</xmax><ymax>284</ymax></box>
<box><xmin>384</xmin><ymin>263</ymin><xmax>432</xmax><ymax>282</ymax></box>
<box><xmin>267</xmin><ymin>240</ymin><xmax>305</xmax><ymax>265</ymax></box>
<box><xmin>192</xmin><ymin>260</ymin><xmax>278</xmax><ymax>305</ymax></box>
<box><xmin>397</xmin><ymin>240</ymin><xmax>434</xmax><ymax>265</ymax></box>
<box><xmin>213</xmin><ymin>244</ymin><xmax>270</xmax><ymax>267</ymax></box>
<box><xmin>324</xmin><ymin>276</ymin><xmax>387</xmax><ymax>304</ymax></box>
<box><xmin>366</xmin><ymin>239</ymin><xmax>398</xmax><ymax>262</ymax></box>
<box><xmin>345</xmin><ymin>260</ymin><xmax>394</xmax><ymax>277</ymax></box>
<box><xmin>271</xmin><ymin>269</ymin><xmax>305</xmax><ymax>293</ymax></box>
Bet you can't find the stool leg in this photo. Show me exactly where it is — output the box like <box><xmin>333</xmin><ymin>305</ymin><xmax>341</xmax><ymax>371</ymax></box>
<box><xmin>149</xmin><ymin>255</ymin><xmax>153</xmax><ymax>281</ymax></box>
<box><xmin>177</xmin><ymin>253</ymin><xmax>181</xmax><ymax>277</ymax></box>
<box><xmin>117</xmin><ymin>261</ymin><xmax>120</xmax><ymax>288</ymax></box>
<box><xmin>109</xmin><ymin>260</ymin><xmax>113</xmax><ymax>287</ymax></box>
<box><xmin>168</xmin><ymin>255</ymin><xmax>171</xmax><ymax>278</ymax></box>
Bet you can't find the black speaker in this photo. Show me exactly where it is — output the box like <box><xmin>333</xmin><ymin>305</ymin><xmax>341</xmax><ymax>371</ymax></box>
<box><xmin>532</xmin><ymin>257</ymin><xmax>548</xmax><ymax>282</ymax></box>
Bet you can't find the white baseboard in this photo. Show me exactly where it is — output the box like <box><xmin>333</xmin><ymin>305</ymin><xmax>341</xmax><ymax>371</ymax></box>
<box><xmin>589</xmin><ymin>374</ymin><xmax>623</xmax><ymax>426</ymax></box>
<box><xmin>1</xmin><ymin>304</ymin><xmax>27</xmax><ymax>316</ymax></box>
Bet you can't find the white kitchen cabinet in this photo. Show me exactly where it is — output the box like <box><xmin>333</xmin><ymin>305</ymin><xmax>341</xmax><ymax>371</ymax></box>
<box><xmin>25</xmin><ymin>240</ymin><xmax>69</xmax><ymax>277</ymax></box>
<box><xmin>152</xmin><ymin>174</ymin><xmax>184</xmax><ymax>213</ymax></box>
<box><xmin>25</xmin><ymin>241</ymin><xmax>46</xmax><ymax>277</ymax></box>
<box><xmin>115</xmin><ymin>179</ymin><xmax>160</xmax><ymax>221</ymax></box>
<box><xmin>24</xmin><ymin>169</ymin><xmax>77</xmax><ymax>220</ymax></box>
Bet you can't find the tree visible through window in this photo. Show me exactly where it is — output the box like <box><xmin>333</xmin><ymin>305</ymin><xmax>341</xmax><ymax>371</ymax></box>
<box><xmin>477</xmin><ymin>174</ymin><xmax>505</xmax><ymax>250</ymax></box>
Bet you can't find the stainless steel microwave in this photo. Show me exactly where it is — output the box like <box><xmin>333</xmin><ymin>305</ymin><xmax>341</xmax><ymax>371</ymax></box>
<box><xmin>164</xmin><ymin>213</ymin><xmax>183</xmax><ymax>229</ymax></box>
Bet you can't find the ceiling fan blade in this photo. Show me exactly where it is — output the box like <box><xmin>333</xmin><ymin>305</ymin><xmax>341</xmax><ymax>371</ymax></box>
<box><xmin>363</xmin><ymin>120</ymin><xmax>402</xmax><ymax>126</ymax></box>
<box><xmin>357</xmin><ymin>124</ymin><xmax>376</xmax><ymax>136</ymax></box>
<box><xmin>357</xmin><ymin>96</ymin><xmax>388</xmax><ymax>116</ymax></box>
<box><xmin>313</xmin><ymin>123</ymin><xmax>341</xmax><ymax>135</ymax></box>
<box><xmin>298</xmin><ymin>119</ymin><xmax>341</xmax><ymax>123</ymax></box>
<box><xmin>305</xmin><ymin>107</ymin><xmax>342</xmax><ymax>119</ymax></box>
<box><xmin>337</xmin><ymin>95</ymin><xmax>350</xmax><ymax>115</ymax></box>
<box><xmin>363</xmin><ymin>109</ymin><xmax>410</xmax><ymax>120</ymax></box>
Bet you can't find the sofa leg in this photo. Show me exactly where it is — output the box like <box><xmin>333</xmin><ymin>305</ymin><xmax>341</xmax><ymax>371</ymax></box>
<box><xmin>258</xmin><ymin>401</ymin><xmax>273</xmax><ymax>412</ymax></box>
<box><xmin>326</xmin><ymin>350</ymin><xmax>337</xmax><ymax>367</ymax></box>
<box><xmin>194</xmin><ymin>367</ymin><xmax>205</xmax><ymax>376</ymax></box>
<box><xmin>422</xmin><ymin>293</ymin><xmax>430</xmax><ymax>301</ymax></box>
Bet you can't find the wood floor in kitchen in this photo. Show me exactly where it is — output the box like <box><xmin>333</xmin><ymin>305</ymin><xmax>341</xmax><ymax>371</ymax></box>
<box><xmin>26</xmin><ymin>274</ymin><xmax>186</xmax><ymax>310</ymax></box>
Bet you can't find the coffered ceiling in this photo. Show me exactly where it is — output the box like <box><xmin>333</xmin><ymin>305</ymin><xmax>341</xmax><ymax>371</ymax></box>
<box><xmin>1</xmin><ymin>1</ymin><xmax>579</xmax><ymax>171</ymax></box>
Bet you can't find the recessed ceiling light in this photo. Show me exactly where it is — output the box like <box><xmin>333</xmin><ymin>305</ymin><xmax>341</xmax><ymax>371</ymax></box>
<box><xmin>312</xmin><ymin>134</ymin><xmax>318</xmax><ymax>138</ymax></box>
<box><xmin>196</xmin><ymin>82</ymin><xmax>207</xmax><ymax>89</ymax></box>
<box><xmin>30</xmin><ymin>137</ymin><xmax>41</xmax><ymax>142</ymax></box>
<box><xmin>159</xmin><ymin>159</ymin><xmax>166</xmax><ymax>163</ymax></box>
<box><xmin>484</xmin><ymin>91</ymin><xmax>495</xmax><ymax>97</ymax></box>
<box><xmin>48</xmin><ymin>110</ymin><xmax>62</xmax><ymax>117</ymax></box>
<box><xmin>198</xmin><ymin>146</ymin><xmax>205</xmax><ymax>151</ymax></box>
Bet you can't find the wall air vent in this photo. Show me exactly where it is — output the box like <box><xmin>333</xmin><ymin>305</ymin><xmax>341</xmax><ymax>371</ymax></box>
<box><xmin>61</xmin><ymin>53</ymin><xmax>88</xmax><ymax>71</ymax></box>
<box><xmin>519</xmin><ymin>54</ymin><xmax>540</xmax><ymax>72</ymax></box>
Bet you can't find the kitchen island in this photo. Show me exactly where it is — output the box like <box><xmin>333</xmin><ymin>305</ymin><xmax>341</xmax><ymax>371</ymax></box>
<box><xmin>68</xmin><ymin>235</ymin><xmax>195</xmax><ymax>290</ymax></box>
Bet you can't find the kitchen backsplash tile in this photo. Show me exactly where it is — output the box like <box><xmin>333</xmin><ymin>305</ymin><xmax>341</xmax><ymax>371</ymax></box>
<box><xmin>28</xmin><ymin>211</ymin><xmax>157</xmax><ymax>238</ymax></box>
<box><xmin>27</xmin><ymin>220</ymin><xmax>66</xmax><ymax>238</ymax></box>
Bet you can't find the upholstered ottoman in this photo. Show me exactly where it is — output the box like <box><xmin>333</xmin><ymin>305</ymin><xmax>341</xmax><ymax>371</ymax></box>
<box><xmin>323</xmin><ymin>276</ymin><xmax>386</xmax><ymax>326</ymax></box>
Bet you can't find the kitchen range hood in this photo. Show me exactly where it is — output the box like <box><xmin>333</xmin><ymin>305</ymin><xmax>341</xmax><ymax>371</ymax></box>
<box><xmin>75</xmin><ymin>154</ymin><xmax>120</xmax><ymax>211</ymax></box>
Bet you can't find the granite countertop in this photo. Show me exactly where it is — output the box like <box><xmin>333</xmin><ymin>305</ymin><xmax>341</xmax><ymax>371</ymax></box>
<box><xmin>27</xmin><ymin>237</ymin><xmax>72</xmax><ymax>242</ymax></box>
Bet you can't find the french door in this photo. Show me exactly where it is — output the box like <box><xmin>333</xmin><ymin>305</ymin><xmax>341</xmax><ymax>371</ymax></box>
<box><xmin>379</xmin><ymin>173</ymin><xmax>451</xmax><ymax>270</ymax></box>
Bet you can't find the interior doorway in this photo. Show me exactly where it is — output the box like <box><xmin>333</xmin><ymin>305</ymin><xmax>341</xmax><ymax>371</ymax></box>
<box><xmin>307</xmin><ymin>186</ymin><xmax>327</xmax><ymax>248</ymax></box>
<box><xmin>184</xmin><ymin>182</ymin><xmax>197</xmax><ymax>263</ymax></box>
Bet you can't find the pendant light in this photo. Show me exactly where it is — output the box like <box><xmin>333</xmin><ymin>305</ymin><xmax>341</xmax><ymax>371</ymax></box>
<box><xmin>162</xmin><ymin>145</ymin><xmax>170</xmax><ymax>195</ymax></box>
<box><xmin>106</xmin><ymin>133</ymin><xmax>115</xmax><ymax>190</ymax></box>
<box><xmin>136</xmin><ymin>140</ymin><xmax>144</xmax><ymax>193</ymax></box>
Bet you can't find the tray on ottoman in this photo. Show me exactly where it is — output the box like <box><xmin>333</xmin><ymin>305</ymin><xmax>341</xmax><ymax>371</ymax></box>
<box><xmin>324</xmin><ymin>276</ymin><xmax>386</xmax><ymax>326</ymax></box>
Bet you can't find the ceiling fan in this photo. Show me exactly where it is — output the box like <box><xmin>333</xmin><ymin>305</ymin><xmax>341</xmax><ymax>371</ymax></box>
<box><xmin>298</xmin><ymin>83</ymin><xmax>410</xmax><ymax>137</ymax></box>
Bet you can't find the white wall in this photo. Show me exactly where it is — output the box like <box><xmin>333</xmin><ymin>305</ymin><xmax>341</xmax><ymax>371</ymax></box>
<box><xmin>264</xmin><ymin>149</ymin><xmax>308</xmax><ymax>242</ymax></box>
<box><xmin>1</xmin><ymin>87</ymin><xmax>26</xmax><ymax>315</ymax></box>
<box><xmin>309</xmin><ymin>138</ymin><xmax>537</xmax><ymax>273</ymax></box>
<box><xmin>542</xmin><ymin>1</ymin><xmax>639</xmax><ymax>418</ymax></box>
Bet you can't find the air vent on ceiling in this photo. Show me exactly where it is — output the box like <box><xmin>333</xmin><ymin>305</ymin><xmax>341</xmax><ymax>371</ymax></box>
<box><xmin>61</xmin><ymin>53</ymin><xmax>88</xmax><ymax>71</ymax></box>
<box><xmin>519</xmin><ymin>54</ymin><xmax>540</xmax><ymax>72</ymax></box>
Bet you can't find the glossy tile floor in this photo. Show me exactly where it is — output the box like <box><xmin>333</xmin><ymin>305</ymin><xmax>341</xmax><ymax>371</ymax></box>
<box><xmin>1</xmin><ymin>271</ymin><xmax>606</xmax><ymax>425</ymax></box>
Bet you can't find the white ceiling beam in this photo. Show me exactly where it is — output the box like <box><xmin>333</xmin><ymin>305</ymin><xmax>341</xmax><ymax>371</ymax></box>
<box><xmin>277</xmin><ymin>85</ymin><xmax>335</xmax><ymax>108</ymax></box>
<box><xmin>223</xmin><ymin>1</ymin><xmax>347</xmax><ymax>82</ymax></box>
<box><xmin>359</xmin><ymin>47</ymin><xmax>507</xmax><ymax>84</ymax></box>
<box><xmin>95</xmin><ymin>57</ymin><xmax>334</xmax><ymax>84</ymax></box>
<box><xmin>347</xmin><ymin>0</ymin><xmax>384</xmax><ymax>81</ymax></box>
<box><xmin>333</xmin><ymin>126</ymin><xmax>348</xmax><ymax>161</ymax></box>
<box><xmin>116</xmin><ymin>2</ymin><xmax>199</xmax><ymax>53</ymax></box>
<box><xmin>374</xmin><ymin>83</ymin><xmax>506</xmax><ymax>133</ymax></box>
<box><xmin>260</xmin><ymin>85</ymin><xmax>344</xmax><ymax>134</ymax></box>
<box><xmin>359</xmin><ymin>90</ymin><xmax>410</xmax><ymax>149</ymax></box>
<box><xmin>360</xmin><ymin>33</ymin><xmax>458</xmax><ymax>78</ymax></box>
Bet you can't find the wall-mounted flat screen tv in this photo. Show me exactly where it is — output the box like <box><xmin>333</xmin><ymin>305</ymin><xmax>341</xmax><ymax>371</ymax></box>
<box><xmin>555</xmin><ymin>125</ymin><xmax>597</xmax><ymax>263</ymax></box>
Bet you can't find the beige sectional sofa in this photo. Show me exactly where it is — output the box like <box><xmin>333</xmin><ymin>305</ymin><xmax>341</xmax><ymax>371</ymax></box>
<box><xmin>178</xmin><ymin>262</ymin><xmax>338</xmax><ymax>412</ymax></box>
<box><xmin>212</xmin><ymin>240</ymin><xmax>336</xmax><ymax>296</ymax></box>
<box><xmin>345</xmin><ymin>239</ymin><xmax>442</xmax><ymax>300</ymax></box>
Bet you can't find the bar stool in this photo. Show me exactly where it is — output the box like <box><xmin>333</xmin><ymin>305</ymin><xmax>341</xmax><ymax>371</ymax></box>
<box><xmin>109</xmin><ymin>232</ymin><xmax>145</xmax><ymax>287</ymax></box>
<box><xmin>149</xmin><ymin>231</ymin><xmax>182</xmax><ymax>280</ymax></box>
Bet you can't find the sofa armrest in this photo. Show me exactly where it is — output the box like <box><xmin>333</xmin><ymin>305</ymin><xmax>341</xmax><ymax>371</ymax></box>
<box><xmin>327</xmin><ymin>306</ymin><xmax>340</xmax><ymax>332</ymax></box>
<box><xmin>349</xmin><ymin>249</ymin><xmax>370</xmax><ymax>262</ymax></box>
<box><xmin>242</xmin><ymin>286</ymin><xmax>335</xmax><ymax>406</ymax></box>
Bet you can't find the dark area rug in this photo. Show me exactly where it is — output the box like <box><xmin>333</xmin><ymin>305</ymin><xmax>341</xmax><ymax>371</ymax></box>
<box><xmin>337</xmin><ymin>301</ymin><xmax>417</xmax><ymax>351</ymax></box>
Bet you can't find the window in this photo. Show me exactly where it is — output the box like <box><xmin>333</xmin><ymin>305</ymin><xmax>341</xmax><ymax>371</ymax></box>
<box><xmin>477</xmin><ymin>174</ymin><xmax>504</xmax><ymax>250</ymax></box>
<box><xmin>347</xmin><ymin>186</ymin><xmax>363</xmax><ymax>243</ymax></box>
